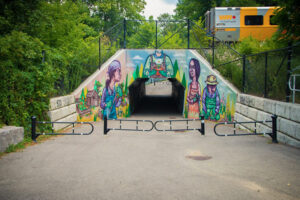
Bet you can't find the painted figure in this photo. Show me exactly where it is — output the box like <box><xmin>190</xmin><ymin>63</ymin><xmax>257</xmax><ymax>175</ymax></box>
<box><xmin>100</xmin><ymin>60</ymin><xmax>122</xmax><ymax>119</ymax></box>
<box><xmin>202</xmin><ymin>75</ymin><xmax>220</xmax><ymax>121</ymax></box>
<box><xmin>143</xmin><ymin>50</ymin><xmax>173</xmax><ymax>78</ymax></box>
<box><xmin>187</xmin><ymin>58</ymin><xmax>201</xmax><ymax>119</ymax></box>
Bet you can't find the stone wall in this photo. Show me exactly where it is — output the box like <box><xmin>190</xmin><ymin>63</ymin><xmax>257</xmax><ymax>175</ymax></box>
<box><xmin>48</xmin><ymin>95</ymin><xmax>77</xmax><ymax>131</ymax></box>
<box><xmin>235</xmin><ymin>94</ymin><xmax>300</xmax><ymax>148</ymax></box>
<box><xmin>0</xmin><ymin>126</ymin><xmax>24</xmax><ymax>152</ymax></box>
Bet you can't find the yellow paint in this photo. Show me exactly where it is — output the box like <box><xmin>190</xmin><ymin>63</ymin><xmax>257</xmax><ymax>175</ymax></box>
<box><xmin>175</xmin><ymin>70</ymin><xmax>181</xmax><ymax>82</ymax></box>
<box><xmin>240</xmin><ymin>7</ymin><xmax>278</xmax><ymax>41</ymax></box>
<box><xmin>219</xmin><ymin>15</ymin><xmax>233</xmax><ymax>20</ymax></box>
<box><xmin>84</xmin><ymin>87</ymin><xmax>88</xmax><ymax>97</ymax></box>
<box><xmin>129</xmin><ymin>75</ymin><xmax>134</xmax><ymax>85</ymax></box>
<box><xmin>139</xmin><ymin>64</ymin><xmax>144</xmax><ymax>77</ymax></box>
<box><xmin>225</xmin><ymin>28</ymin><xmax>236</xmax><ymax>32</ymax></box>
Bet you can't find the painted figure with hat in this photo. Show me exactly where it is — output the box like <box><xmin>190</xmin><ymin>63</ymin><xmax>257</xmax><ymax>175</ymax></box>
<box><xmin>143</xmin><ymin>50</ymin><xmax>173</xmax><ymax>79</ymax></box>
<box><xmin>187</xmin><ymin>58</ymin><xmax>201</xmax><ymax>119</ymax></box>
<box><xmin>100</xmin><ymin>60</ymin><xmax>122</xmax><ymax>119</ymax></box>
<box><xmin>202</xmin><ymin>75</ymin><xmax>220</xmax><ymax>121</ymax></box>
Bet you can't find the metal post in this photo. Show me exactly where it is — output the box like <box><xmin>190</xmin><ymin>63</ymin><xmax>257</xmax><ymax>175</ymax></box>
<box><xmin>31</xmin><ymin>116</ymin><xmax>37</xmax><ymax>142</ymax></box>
<box><xmin>99</xmin><ymin>37</ymin><xmax>101</xmax><ymax>69</ymax></box>
<box><xmin>104</xmin><ymin>116</ymin><xmax>109</xmax><ymax>135</ymax></box>
<box><xmin>123</xmin><ymin>19</ymin><xmax>126</xmax><ymax>49</ymax></box>
<box><xmin>187</xmin><ymin>19</ymin><xmax>190</xmax><ymax>49</ymax></box>
<box><xmin>286</xmin><ymin>42</ymin><xmax>292</xmax><ymax>102</ymax></box>
<box><xmin>212</xmin><ymin>34</ymin><xmax>215</xmax><ymax>67</ymax></box>
<box><xmin>242</xmin><ymin>55</ymin><xmax>246</xmax><ymax>93</ymax></box>
<box><xmin>264</xmin><ymin>52</ymin><xmax>268</xmax><ymax>98</ymax></box>
<box><xmin>156</xmin><ymin>20</ymin><xmax>158</xmax><ymax>49</ymax></box>
<box><xmin>271</xmin><ymin>115</ymin><xmax>278</xmax><ymax>143</ymax></box>
<box><xmin>200</xmin><ymin>114</ymin><xmax>205</xmax><ymax>135</ymax></box>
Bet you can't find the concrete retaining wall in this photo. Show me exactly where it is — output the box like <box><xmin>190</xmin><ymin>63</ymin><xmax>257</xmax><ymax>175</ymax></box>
<box><xmin>48</xmin><ymin>95</ymin><xmax>77</xmax><ymax>131</ymax></box>
<box><xmin>235</xmin><ymin>94</ymin><xmax>300</xmax><ymax>148</ymax></box>
<box><xmin>0</xmin><ymin>126</ymin><xmax>24</xmax><ymax>152</ymax></box>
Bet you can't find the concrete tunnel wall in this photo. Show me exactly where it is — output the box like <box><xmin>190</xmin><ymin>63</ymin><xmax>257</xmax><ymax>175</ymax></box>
<box><xmin>72</xmin><ymin>49</ymin><xmax>238</xmax><ymax>122</ymax></box>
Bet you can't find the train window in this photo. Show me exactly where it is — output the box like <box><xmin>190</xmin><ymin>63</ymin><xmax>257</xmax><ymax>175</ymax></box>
<box><xmin>270</xmin><ymin>15</ymin><xmax>277</xmax><ymax>25</ymax></box>
<box><xmin>245</xmin><ymin>15</ymin><xmax>263</xmax><ymax>25</ymax></box>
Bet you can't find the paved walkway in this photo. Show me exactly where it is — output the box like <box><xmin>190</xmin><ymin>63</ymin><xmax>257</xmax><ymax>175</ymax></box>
<box><xmin>0</xmin><ymin>115</ymin><xmax>299</xmax><ymax>200</ymax></box>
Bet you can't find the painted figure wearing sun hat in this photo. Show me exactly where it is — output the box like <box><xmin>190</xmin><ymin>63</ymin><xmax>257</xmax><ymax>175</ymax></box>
<box><xmin>202</xmin><ymin>75</ymin><xmax>220</xmax><ymax>121</ymax></box>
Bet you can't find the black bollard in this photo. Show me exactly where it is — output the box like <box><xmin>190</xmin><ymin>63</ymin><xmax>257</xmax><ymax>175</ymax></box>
<box><xmin>200</xmin><ymin>114</ymin><xmax>205</xmax><ymax>135</ymax></box>
<box><xmin>31</xmin><ymin>116</ymin><xmax>37</xmax><ymax>142</ymax></box>
<box><xmin>271</xmin><ymin>115</ymin><xmax>278</xmax><ymax>143</ymax></box>
<box><xmin>104</xmin><ymin>116</ymin><xmax>109</xmax><ymax>135</ymax></box>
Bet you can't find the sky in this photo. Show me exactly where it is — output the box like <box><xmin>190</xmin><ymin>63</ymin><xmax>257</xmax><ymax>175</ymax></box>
<box><xmin>143</xmin><ymin>0</ymin><xmax>178</xmax><ymax>19</ymax></box>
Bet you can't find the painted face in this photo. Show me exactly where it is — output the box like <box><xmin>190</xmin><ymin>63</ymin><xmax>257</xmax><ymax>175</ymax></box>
<box><xmin>156</xmin><ymin>51</ymin><xmax>162</xmax><ymax>57</ymax></box>
<box><xmin>189</xmin><ymin>60</ymin><xmax>196</xmax><ymax>78</ymax></box>
<box><xmin>114</xmin><ymin>68</ymin><xmax>121</xmax><ymax>82</ymax></box>
<box><xmin>208</xmin><ymin>85</ymin><xmax>216</xmax><ymax>95</ymax></box>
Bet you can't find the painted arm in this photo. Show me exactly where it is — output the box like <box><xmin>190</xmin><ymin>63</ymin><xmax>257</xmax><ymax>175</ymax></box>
<box><xmin>100</xmin><ymin>88</ymin><xmax>107</xmax><ymax>109</ymax></box>
<box><xmin>202</xmin><ymin>88</ymin><xmax>207</xmax><ymax>113</ymax></box>
<box><xmin>144</xmin><ymin>56</ymin><xmax>156</xmax><ymax>77</ymax></box>
<box><xmin>187</xmin><ymin>84</ymin><xmax>193</xmax><ymax>104</ymax></box>
<box><xmin>165</xmin><ymin>56</ymin><xmax>173</xmax><ymax>77</ymax></box>
<box><xmin>114</xmin><ymin>86</ymin><xmax>122</xmax><ymax>107</ymax></box>
<box><xmin>215</xmin><ymin>90</ymin><xmax>220</xmax><ymax>113</ymax></box>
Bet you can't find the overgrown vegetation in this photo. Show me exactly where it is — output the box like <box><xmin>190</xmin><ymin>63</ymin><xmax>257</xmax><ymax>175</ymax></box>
<box><xmin>0</xmin><ymin>0</ymin><xmax>145</xmax><ymax>140</ymax></box>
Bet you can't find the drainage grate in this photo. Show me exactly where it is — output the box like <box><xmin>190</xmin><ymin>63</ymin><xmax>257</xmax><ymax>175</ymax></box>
<box><xmin>185</xmin><ymin>155</ymin><xmax>212</xmax><ymax>161</ymax></box>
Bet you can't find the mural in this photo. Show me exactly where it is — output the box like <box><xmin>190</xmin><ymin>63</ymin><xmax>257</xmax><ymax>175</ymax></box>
<box><xmin>202</xmin><ymin>75</ymin><xmax>220</xmax><ymax>121</ymax></box>
<box><xmin>143</xmin><ymin>50</ymin><xmax>173</xmax><ymax>78</ymax></box>
<box><xmin>74</xmin><ymin>49</ymin><xmax>237</xmax><ymax>122</ymax></box>
<box><xmin>187</xmin><ymin>58</ymin><xmax>201</xmax><ymax>119</ymax></box>
<box><xmin>100</xmin><ymin>60</ymin><xmax>123</xmax><ymax>119</ymax></box>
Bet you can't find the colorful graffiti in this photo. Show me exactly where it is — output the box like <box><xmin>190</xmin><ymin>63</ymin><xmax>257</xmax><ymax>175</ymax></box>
<box><xmin>74</xmin><ymin>49</ymin><xmax>237</xmax><ymax>122</ymax></box>
<box><xmin>187</xmin><ymin>58</ymin><xmax>201</xmax><ymax>119</ymax></box>
<box><xmin>143</xmin><ymin>50</ymin><xmax>173</xmax><ymax>78</ymax></box>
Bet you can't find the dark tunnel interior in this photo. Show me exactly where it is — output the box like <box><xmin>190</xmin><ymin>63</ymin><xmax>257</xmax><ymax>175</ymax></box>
<box><xmin>128</xmin><ymin>78</ymin><xmax>185</xmax><ymax>116</ymax></box>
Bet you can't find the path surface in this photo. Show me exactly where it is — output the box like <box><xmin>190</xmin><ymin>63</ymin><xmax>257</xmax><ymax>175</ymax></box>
<box><xmin>0</xmin><ymin>115</ymin><xmax>299</xmax><ymax>200</ymax></box>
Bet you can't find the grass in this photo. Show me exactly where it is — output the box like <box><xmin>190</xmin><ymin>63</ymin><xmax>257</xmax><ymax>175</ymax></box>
<box><xmin>0</xmin><ymin>135</ymin><xmax>59</xmax><ymax>159</ymax></box>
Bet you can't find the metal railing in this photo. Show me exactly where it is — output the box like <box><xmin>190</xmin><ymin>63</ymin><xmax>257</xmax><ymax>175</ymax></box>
<box><xmin>31</xmin><ymin>116</ymin><xmax>94</xmax><ymax>142</ymax></box>
<box><xmin>103</xmin><ymin>116</ymin><xmax>205</xmax><ymax>135</ymax></box>
<box><xmin>104</xmin><ymin>117</ymin><xmax>154</xmax><ymax>135</ymax></box>
<box><xmin>154</xmin><ymin>115</ymin><xmax>205</xmax><ymax>135</ymax></box>
<box><xmin>214</xmin><ymin>115</ymin><xmax>278</xmax><ymax>143</ymax></box>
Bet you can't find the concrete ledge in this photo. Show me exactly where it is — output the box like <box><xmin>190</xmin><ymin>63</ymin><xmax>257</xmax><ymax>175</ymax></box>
<box><xmin>278</xmin><ymin>117</ymin><xmax>300</xmax><ymax>141</ymax></box>
<box><xmin>49</xmin><ymin>95</ymin><xmax>75</xmax><ymax>111</ymax></box>
<box><xmin>0</xmin><ymin>126</ymin><xmax>24</xmax><ymax>152</ymax></box>
<box><xmin>48</xmin><ymin>104</ymin><xmax>76</xmax><ymax>122</ymax></box>
<box><xmin>53</xmin><ymin>113</ymin><xmax>78</xmax><ymax>131</ymax></box>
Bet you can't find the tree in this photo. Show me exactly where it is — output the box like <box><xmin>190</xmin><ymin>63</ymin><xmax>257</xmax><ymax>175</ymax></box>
<box><xmin>273</xmin><ymin>0</ymin><xmax>300</xmax><ymax>42</ymax></box>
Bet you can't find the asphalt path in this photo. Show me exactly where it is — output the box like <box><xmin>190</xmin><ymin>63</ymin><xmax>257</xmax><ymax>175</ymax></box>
<box><xmin>0</xmin><ymin>115</ymin><xmax>299</xmax><ymax>200</ymax></box>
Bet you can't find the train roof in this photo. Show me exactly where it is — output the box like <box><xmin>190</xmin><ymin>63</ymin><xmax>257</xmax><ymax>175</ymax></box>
<box><xmin>213</xmin><ymin>7</ymin><xmax>277</xmax><ymax>11</ymax></box>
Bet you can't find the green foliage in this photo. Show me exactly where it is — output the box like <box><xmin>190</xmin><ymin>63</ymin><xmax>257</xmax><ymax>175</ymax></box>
<box><xmin>272</xmin><ymin>0</ymin><xmax>300</xmax><ymax>42</ymax></box>
<box><xmin>0</xmin><ymin>0</ymin><xmax>145</xmax><ymax>142</ymax></box>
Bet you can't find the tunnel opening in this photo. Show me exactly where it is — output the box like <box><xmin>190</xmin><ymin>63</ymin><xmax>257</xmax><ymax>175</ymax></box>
<box><xmin>128</xmin><ymin>78</ymin><xmax>185</xmax><ymax>116</ymax></box>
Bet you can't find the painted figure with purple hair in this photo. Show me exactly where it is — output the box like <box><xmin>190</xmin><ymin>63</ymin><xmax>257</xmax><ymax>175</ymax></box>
<box><xmin>100</xmin><ymin>60</ymin><xmax>122</xmax><ymax>119</ymax></box>
<box><xmin>202</xmin><ymin>75</ymin><xmax>220</xmax><ymax>121</ymax></box>
<box><xmin>187</xmin><ymin>58</ymin><xmax>201</xmax><ymax>119</ymax></box>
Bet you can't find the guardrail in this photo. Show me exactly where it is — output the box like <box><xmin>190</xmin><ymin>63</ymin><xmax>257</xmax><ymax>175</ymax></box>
<box><xmin>31</xmin><ymin>116</ymin><xmax>94</xmax><ymax>142</ymax></box>
<box><xmin>214</xmin><ymin>115</ymin><xmax>278</xmax><ymax>143</ymax></box>
<box><xmin>104</xmin><ymin>115</ymin><xmax>205</xmax><ymax>135</ymax></box>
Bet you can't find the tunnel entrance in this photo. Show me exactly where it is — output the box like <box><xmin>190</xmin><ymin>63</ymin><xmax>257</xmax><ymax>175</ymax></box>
<box><xmin>128</xmin><ymin>78</ymin><xmax>185</xmax><ymax>116</ymax></box>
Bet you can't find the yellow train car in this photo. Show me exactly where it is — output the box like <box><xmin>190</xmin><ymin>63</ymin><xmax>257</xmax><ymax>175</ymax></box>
<box><xmin>205</xmin><ymin>7</ymin><xmax>278</xmax><ymax>41</ymax></box>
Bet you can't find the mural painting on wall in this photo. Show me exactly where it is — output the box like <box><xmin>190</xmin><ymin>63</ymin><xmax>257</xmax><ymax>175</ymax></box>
<box><xmin>187</xmin><ymin>58</ymin><xmax>201</xmax><ymax>119</ymax></box>
<box><xmin>76</xmin><ymin>60</ymin><xmax>130</xmax><ymax>121</ymax></box>
<box><xmin>143</xmin><ymin>50</ymin><xmax>174</xmax><ymax>79</ymax></box>
<box><xmin>75</xmin><ymin>49</ymin><xmax>236</xmax><ymax>122</ymax></box>
<box><xmin>183</xmin><ymin>57</ymin><xmax>235</xmax><ymax>122</ymax></box>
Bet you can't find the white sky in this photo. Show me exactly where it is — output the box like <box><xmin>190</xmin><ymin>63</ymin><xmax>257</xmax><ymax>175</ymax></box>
<box><xmin>143</xmin><ymin>0</ymin><xmax>178</xmax><ymax>20</ymax></box>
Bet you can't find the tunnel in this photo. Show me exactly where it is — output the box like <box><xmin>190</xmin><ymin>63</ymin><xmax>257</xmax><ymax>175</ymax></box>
<box><xmin>128</xmin><ymin>78</ymin><xmax>185</xmax><ymax>116</ymax></box>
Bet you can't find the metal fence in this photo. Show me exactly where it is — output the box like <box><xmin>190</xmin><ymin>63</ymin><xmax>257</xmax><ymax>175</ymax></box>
<box><xmin>98</xmin><ymin>19</ymin><xmax>300</xmax><ymax>103</ymax></box>
<box><xmin>214</xmin><ymin>115</ymin><xmax>278</xmax><ymax>143</ymax></box>
<box><xmin>31</xmin><ymin>116</ymin><xmax>94</xmax><ymax>142</ymax></box>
